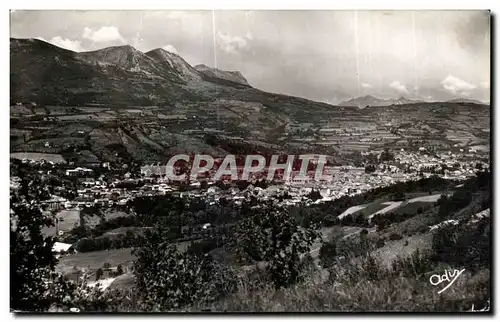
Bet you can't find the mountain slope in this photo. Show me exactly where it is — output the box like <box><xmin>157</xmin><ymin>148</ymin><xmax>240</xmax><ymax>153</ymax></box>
<box><xmin>10</xmin><ymin>38</ymin><xmax>341</xmax><ymax>116</ymax></box>
<box><xmin>10</xmin><ymin>38</ymin><xmax>194</xmax><ymax>106</ymax></box>
<box><xmin>145</xmin><ymin>48</ymin><xmax>203</xmax><ymax>82</ymax></box>
<box><xmin>194</xmin><ymin>64</ymin><xmax>250</xmax><ymax>86</ymax></box>
<box><xmin>10</xmin><ymin>38</ymin><xmax>490</xmax><ymax>164</ymax></box>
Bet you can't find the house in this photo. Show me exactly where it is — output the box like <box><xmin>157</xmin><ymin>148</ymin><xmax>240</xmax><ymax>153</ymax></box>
<box><xmin>94</xmin><ymin>198</ymin><xmax>109</xmax><ymax>206</ymax></box>
<box><xmin>41</xmin><ymin>196</ymin><xmax>67</xmax><ymax>211</ymax></box>
<box><xmin>52</xmin><ymin>242</ymin><xmax>75</xmax><ymax>257</ymax></box>
<box><xmin>66</xmin><ymin>167</ymin><xmax>93</xmax><ymax>177</ymax></box>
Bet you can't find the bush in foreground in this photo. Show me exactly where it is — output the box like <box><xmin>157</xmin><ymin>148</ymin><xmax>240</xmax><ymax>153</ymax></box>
<box><xmin>235</xmin><ymin>204</ymin><xmax>319</xmax><ymax>289</ymax></box>
<box><xmin>133</xmin><ymin>228</ymin><xmax>237</xmax><ymax>311</ymax></box>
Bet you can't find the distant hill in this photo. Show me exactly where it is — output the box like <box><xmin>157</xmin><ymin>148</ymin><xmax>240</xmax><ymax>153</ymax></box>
<box><xmin>339</xmin><ymin>95</ymin><xmax>422</xmax><ymax>107</ymax></box>
<box><xmin>446</xmin><ymin>98</ymin><xmax>488</xmax><ymax>105</ymax></box>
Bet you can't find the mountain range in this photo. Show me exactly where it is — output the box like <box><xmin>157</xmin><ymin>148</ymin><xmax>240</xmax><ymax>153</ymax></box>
<box><xmin>10</xmin><ymin>38</ymin><xmax>342</xmax><ymax>115</ymax></box>
<box><xmin>339</xmin><ymin>95</ymin><xmax>424</xmax><ymax>107</ymax></box>
<box><xmin>339</xmin><ymin>95</ymin><xmax>489</xmax><ymax>108</ymax></box>
<box><xmin>10</xmin><ymin>38</ymin><xmax>490</xmax><ymax>163</ymax></box>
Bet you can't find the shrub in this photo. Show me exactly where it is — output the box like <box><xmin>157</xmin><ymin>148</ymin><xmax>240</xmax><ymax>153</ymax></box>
<box><xmin>306</xmin><ymin>189</ymin><xmax>322</xmax><ymax>201</ymax></box>
<box><xmin>95</xmin><ymin>268</ymin><xmax>103</xmax><ymax>281</ymax></box>
<box><xmin>375</xmin><ymin>238</ymin><xmax>385</xmax><ymax>248</ymax></box>
<box><xmin>323</xmin><ymin>214</ymin><xmax>338</xmax><ymax>227</ymax></box>
<box><xmin>133</xmin><ymin>229</ymin><xmax>237</xmax><ymax>311</ymax></box>
<box><xmin>418</xmin><ymin>225</ymin><xmax>429</xmax><ymax>234</ymax></box>
<box><xmin>337</xmin><ymin>236</ymin><xmax>371</xmax><ymax>258</ymax></box>
<box><xmin>389</xmin><ymin>233</ymin><xmax>403</xmax><ymax>241</ymax></box>
<box><xmin>338</xmin><ymin>254</ymin><xmax>387</xmax><ymax>284</ymax></box>
<box><xmin>393</xmin><ymin>190</ymin><xmax>406</xmax><ymax>201</ymax></box>
<box><xmin>235</xmin><ymin>203</ymin><xmax>319</xmax><ymax>289</ymax></box>
<box><xmin>432</xmin><ymin>217</ymin><xmax>490</xmax><ymax>272</ymax></box>
<box><xmin>186</xmin><ymin>239</ymin><xmax>218</xmax><ymax>257</ymax></box>
<box><xmin>319</xmin><ymin>241</ymin><xmax>337</xmax><ymax>268</ymax></box>
<box><xmin>391</xmin><ymin>248</ymin><xmax>434</xmax><ymax>278</ymax></box>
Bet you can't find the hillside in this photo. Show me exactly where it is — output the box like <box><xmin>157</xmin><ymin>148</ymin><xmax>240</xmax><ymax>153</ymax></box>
<box><xmin>194</xmin><ymin>64</ymin><xmax>250</xmax><ymax>86</ymax></box>
<box><xmin>44</xmin><ymin>172</ymin><xmax>490</xmax><ymax>312</ymax></box>
<box><xmin>10</xmin><ymin>38</ymin><xmax>491</xmax><ymax>164</ymax></box>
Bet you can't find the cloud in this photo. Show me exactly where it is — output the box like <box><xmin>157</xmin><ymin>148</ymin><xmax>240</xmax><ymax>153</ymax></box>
<box><xmin>361</xmin><ymin>82</ymin><xmax>372</xmax><ymax>89</ymax></box>
<box><xmin>440</xmin><ymin>75</ymin><xmax>476</xmax><ymax>96</ymax></box>
<box><xmin>162</xmin><ymin>44</ymin><xmax>178</xmax><ymax>54</ymax></box>
<box><xmin>217</xmin><ymin>31</ymin><xmax>251</xmax><ymax>54</ymax></box>
<box><xmin>82</xmin><ymin>26</ymin><xmax>124</xmax><ymax>43</ymax></box>
<box><xmin>389</xmin><ymin>81</ymin><xmax>409</xmax><ymax>94</ymax></box>
<box><xmin>36</xmin><ymin>36</ymin><xmax>84</xmax><ymax>52</ymax></box>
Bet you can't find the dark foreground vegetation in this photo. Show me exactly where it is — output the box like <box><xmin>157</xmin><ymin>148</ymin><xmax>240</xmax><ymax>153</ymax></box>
<box><xmin>10</xmin><ymin>169</ymin><xmax>491</xmax><ymax>312</ymax></box>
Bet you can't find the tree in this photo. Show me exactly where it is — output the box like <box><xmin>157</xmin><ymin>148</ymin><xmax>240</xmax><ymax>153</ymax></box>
<box><xmin>380</xmin><ymin>148</ymin><xmax>394</xmax><ymax>162</ymax></box>
<box><xmin>355</xmin><ymin>214</ymin><xmax>368</xmax><ymax>226</ymax></box>
<box><xmin>235</xmin><ymin>202</ymin><xmax>319</xmax><ymax>289</ymax></box>
<box><xmin>95</xmin><ymin>268</ymin><xmax>103</xmax><ymax>281</ymax></box>
<box><xmin>393</xmin><ymin>190</ymin><xmax>406</xmax><ymax>201</ymax></box>
<box><xmin>199</xmin><ymin>181</ymin><xmax>209</xmax><ymax>190</ymax></box>
<box><xmin>132</xmin><ymin>228</ymin><xmax>237</xmax><ymax>310</ymax></box>
<box><xmin>10</xmin><ymin>178</ymin><xmax>82</xmax><ymax>312</ymax></box>
<box><xmin>319</xmin><ymin>241</ymin><xmax>337</xmax><ymax>268</ymax></box>
<box><xmin>323</xmin><ymin>214</ymin><xmax>339</xmax><ymax>227</ymax></box>
<box><xmin>365</xmin><ymin>164</ymin><xmax>376</xmax><ymax>173</ymax></box>
<box><xmin>306</xmin><ymin>189</ymin><xmax>322</xmax><ymax>201</ymax></box>
<box><xmin>11</xmin><ymin>202</ymin><xmax>61</xmax><ymax>311</ymax></box>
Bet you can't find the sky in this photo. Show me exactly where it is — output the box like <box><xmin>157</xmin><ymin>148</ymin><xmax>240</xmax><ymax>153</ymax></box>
<box><xmin>10</xmin><ymin>10</ymin><xmax>491</xmax><ymax>104</ymax></box>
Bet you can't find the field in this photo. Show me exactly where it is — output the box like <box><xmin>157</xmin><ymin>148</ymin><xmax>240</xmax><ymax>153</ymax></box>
<box><xmin>338</xmin><ymin>205</ymin><xmax>366</xmax><ymax>219</ymax></box>
<box><xmin>369</xmin><ymin>202</ymin><xmax>404</xmax><ymax>218</ymax></box>
<box><xmin>338</xmin><ymin>193</ymin><xmax>443</xmax><ymax>221</ymax></box>
<box><xmin>407</xmin><ymin>194</ymin><xmax>442</xmax><ymax>203</ymax></box>
<box><xmin>56</xmin><ymin>248</ymin><xmax>136</xmax><ymax>275</ymax></box>
<box><xmin>42</xmin><ymin>210</ymin><xmax>80</xmax><ymax>237</ymax></box>
<box><xmin>83</xmin><ymin>210</ymin><xmax>131</xmax><ymax>229</ymax></box>
<box><xmin>10</xmin><ymin>152</ymin><xmax>66</xmax><ymax>163</ymax></box>
<box><xmin>391</xmin><ymin>201</ymin><xmax>434</xmax><ymax>216</ymax></box>
<box><xmin>352</xmin><ymin>200</ymin><xmax>392</xmax><ymax>218</ymax></box>
<box><xmin>372</xmin><ymin>232</ymin><xmax>433</xmax><ymax>267</ymax></box>
<box><xmin>56</xmin><ymin>240</ymin><xmax>195</xmax><ymax>275</ymax></box>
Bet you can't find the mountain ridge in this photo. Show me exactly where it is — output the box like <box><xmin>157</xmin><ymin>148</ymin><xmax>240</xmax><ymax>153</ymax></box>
<box><xmin>9</xmin><ymin>37</ymin><xmax>338</xmax><ymax>112</ymax></box>
<box><xmin>194</xmin><ymin>64</ymin><xmax>250</xmax><ymax>86</ymax></box>
<box><xmin>339</xmin><ymin>95</ymin><xmax>423</xmax><ymax>108</ymax></box>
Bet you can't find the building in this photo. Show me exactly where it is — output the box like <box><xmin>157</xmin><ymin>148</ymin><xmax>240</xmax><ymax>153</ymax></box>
<box><xmin>52</xmin><ymin>242</ymin><xmax>75</xmax><ymax>257</ymax></box>
<box><xmin>65</xmin><ymin>167</ymin><xmax>93</xmax><ymax>177</ymax></box>
<box><xmin>41</xmin><ymin>196</ymin><xmax>67</xmax><ymax>211</ymax></box>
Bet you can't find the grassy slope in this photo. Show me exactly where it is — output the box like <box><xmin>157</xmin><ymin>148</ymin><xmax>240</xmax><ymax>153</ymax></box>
<box><xmin>199</xmin><ymin>268</ymin><xmax>489</xmax><ymax>312</ymax></box>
